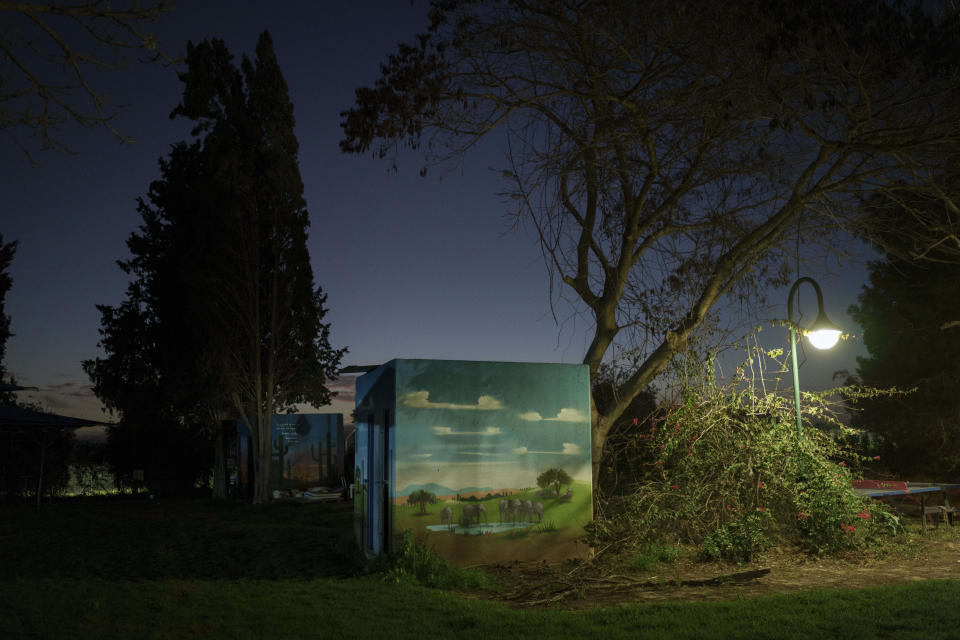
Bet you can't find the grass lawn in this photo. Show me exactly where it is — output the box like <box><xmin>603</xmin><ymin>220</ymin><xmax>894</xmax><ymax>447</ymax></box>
<box><xmin>1</xmin><ymin>497</ymin><xmax>959</xmax><ymax>639</ymax></box>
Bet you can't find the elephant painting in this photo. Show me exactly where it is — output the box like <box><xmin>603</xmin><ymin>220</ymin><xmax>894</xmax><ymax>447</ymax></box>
<box><xmin>531</xmin><ymin>501</ymin><xmax>544</xmax><ymax>523</ymax></box>
<box><xmin>509</xmin><ymin>498</ymin><xmax>522</xmax><ymax>522</ymax></box>
<box><xmin>440</xmin><ymin>506</ymin><xmax>453</xmax><ymax>529</ymax></box>
<box><xmin>518</xmin><ymin>500</ymin><xmax>535</xmax><ymax>522</ymax></box>
<box><xmin>462</xmin><ymin>503</ymin><xmax>488</xmax><ymax>525</ymax></box>
<box><xmin>498</xmin><ymin>499</ymin><xmax>512</xmax><ymax>523</ymax></box>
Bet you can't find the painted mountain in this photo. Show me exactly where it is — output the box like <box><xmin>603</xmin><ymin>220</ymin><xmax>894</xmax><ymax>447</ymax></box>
<box><xmin>395</xmin><ymin>483</ymin><xmax>494</xmax><ymax>497</ymax></box>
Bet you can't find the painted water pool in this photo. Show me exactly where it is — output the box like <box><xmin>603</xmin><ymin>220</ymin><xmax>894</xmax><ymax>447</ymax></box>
<box><xmin>425</xmin><ymin>522</ymin><xmax>536</xmax><ymax>535</ymax></box>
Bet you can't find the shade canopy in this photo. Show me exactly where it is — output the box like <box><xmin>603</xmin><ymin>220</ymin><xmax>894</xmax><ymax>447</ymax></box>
<box><xmin>0</xmin><ymin>382</ymin><xmax>39</xmax><ymax>392</ymax></box>
<box><xmin>0</xmin><ymin>405</ymin><xmax>107</xmax><ymax>433</ymax></box>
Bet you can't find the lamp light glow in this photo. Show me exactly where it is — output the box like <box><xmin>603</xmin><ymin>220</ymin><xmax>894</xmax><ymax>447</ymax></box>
<box><xmin>805</xmin><ymin>328</ymin><xmax>841</xmax><ymax>350</ymax></box>
<box><xmin>803</xmin><ymin>307</ymin><xmax>842</xmax><ymax>350</ymax></box>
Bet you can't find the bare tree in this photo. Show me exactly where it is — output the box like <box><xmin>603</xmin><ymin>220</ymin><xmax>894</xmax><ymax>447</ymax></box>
<box><xmin>341</xmin><ymin>1</ymin><xmax>960</xmax><ymax>485</ymax></box>
<box><xmin>0</xmin><ymin>0</ymin><xmax>175</xmax><ymax>156</ymax></box>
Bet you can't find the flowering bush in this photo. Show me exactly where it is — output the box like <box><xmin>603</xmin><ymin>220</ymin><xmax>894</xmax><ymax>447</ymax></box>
<box><xmin>594</xmin><ymin>372</ymin><xmax>901</xmax><ymax>559</ymax></box>
<box><xmin>701</xmin><ymin>508</ymin><xmax>773</xmax><ymax>561</ymax></box>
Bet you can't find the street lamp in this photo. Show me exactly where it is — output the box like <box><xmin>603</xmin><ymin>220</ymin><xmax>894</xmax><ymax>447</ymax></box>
<box><xmin>787</xmin><ymin>277</ymin><xmax>842</xmax><ymax>438</ymax></box>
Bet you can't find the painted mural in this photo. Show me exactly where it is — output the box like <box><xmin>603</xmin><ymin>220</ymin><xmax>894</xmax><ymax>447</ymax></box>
<box><xmin>236</xmin><ymin>413</ymin><xmax>345</xmax><ymax>495</ymax></box>
<box><xmin>355</xmin><ymin>359</ymin><xmax>593</xmax><ymax>566</ymax></box>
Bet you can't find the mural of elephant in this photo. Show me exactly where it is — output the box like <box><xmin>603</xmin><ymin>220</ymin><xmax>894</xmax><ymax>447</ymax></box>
<box><xmin>440</xmin><ymin>506</ymin><xmax>453</xmax><ymax>529</ymax></box>
<box><xmin>498</xmin><ymin>499</ymin><xmax>513</xmax><ymax>523</ymax></box>
<box><xmin>462</xmin><ymin>503</ymin><xmax>488</xmax><ymax>525</ymax></box>
<box><xmin>509</xmin><ymin>498</ymin><xmax>522</xmax><ymax>522</ymax></box>
<box><xmin>519</xmin><ymin>500</ymin><xmax>534</xmax><ymax>522</ymax></box>
<box><xmin>532</xmin><ymin>501</ymin><xmax>544</xmax><ymax>523</ymax></box>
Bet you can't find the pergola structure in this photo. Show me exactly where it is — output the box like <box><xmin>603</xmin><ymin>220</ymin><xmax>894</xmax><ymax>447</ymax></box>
<box><xmin>0</xmin><ymin>404</ymin><xmax>107</xmax><ymax>506</ymax></box>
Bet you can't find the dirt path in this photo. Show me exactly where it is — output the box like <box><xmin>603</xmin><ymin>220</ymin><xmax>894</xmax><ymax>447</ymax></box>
<box><xmin>483</xmin><ymin>531</ymin><xmax>960</xmax><ymax>609</ymax></box>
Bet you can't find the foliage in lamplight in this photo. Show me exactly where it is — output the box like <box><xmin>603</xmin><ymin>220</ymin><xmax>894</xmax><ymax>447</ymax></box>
<box><xmin>593</xmin><ymin>338</ymin><xmax>903</xmax><ymax>561</ymax></box>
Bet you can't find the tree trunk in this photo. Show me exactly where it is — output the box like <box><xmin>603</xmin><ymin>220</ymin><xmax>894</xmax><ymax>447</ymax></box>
<box><xmin>590</xmin><ymin>396</ymin><xmax>605</xmax><ymax>492</ymax></box>
<box><xmin>36</xmin><ymin>434</ymin><xmax>46</xmax><ymax>509</ymax></box>
<box><xmin>212</xmin><ymin>424</ymin><xmax>226</xmax><ymax>500</ymax></box>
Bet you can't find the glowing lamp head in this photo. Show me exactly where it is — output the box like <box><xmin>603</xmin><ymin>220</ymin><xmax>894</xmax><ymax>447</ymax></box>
<box><xmin>804</xmin><ymin>310</ymin><xmax>842</xmax><ymax>350</ymax></box>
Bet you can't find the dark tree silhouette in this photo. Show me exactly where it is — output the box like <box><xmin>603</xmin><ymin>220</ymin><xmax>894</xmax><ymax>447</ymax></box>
<box><xmin>0</xmin><ymin>1</ymin><xmax>177</xmax><ymax>158</ymax></box>
<box><xmin>87</xmin><ymin>31</ymin><xmax>346</xmax><ymax>503</ymax></box>
<box><xmin>850</xmin><ymin>194</ymin><xmax>960</xmax><ymax>479</ymax></box>
<box><xmin>83</xmin><ymin>139</ymin><xmax>223</xmax><ymax>496</ymax></box>
<box><xmin>171</xmin><ymin>32</ymin><xmax>346</xmax><ymax>503</ymax></box>
<box><xmin>341</xmin><ymin>0</ymin><xmax>960</xmax><ymax>485</ymax></box>
<box><xmin>0</xmin><ymin>233</ymin><xmax>17</xmax><ymax>404</ymax></box>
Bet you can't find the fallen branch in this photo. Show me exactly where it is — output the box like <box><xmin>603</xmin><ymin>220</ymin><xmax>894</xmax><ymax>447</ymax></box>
<box><xmin>504</xmin><ymin>567</ymin><xmax>772</xmax><ymax>606</ymax></box>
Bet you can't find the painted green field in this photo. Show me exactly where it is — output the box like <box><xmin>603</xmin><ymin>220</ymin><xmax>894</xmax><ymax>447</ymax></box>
<box><xmin>393</xmin><ymin>481</ymin><xmax>592</xmax><ymax>565</ymax></box>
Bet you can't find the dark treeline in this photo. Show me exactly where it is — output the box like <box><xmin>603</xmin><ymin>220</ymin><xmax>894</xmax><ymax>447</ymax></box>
<box><xmin>83</xmin><ymin>31</ymin><xmax>345</xmax><ymax>500</ymax></box>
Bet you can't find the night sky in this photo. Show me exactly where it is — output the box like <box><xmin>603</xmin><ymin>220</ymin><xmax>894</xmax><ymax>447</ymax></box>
<box><xmin>1</xmin><ymin>1</ymin><xmax>873</xmax><ymax>434</ymax></box>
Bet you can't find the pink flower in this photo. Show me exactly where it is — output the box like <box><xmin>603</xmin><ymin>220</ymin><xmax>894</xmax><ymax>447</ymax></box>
<box><xmin>632</xmin><ymin>418</ymin><xmax>639</xmax><ymax>426</ymax></box>
<box><xmin>671</xmin><ymin>484</ymin><xmax>679</xmax><ymax>490</ymax></box>
<box><xmin>758</xmin><ymin>482</ymin><xmax>765</xmax><ymax>489</ymax></box>
<box><xmin>726</xmin><ymin>504</ymin><xmax>732</xmax><ymax>511</ymax></box>
<box><xmin>659</xmin><ymin>444</ymin><xmax>665</xmax><ymax>451</ymax></box>
<box><xmin>756</xmin><ymin>507</ymin><xmax>766</xmax><ymax>512</ymax></box>
<box><xmin>839</xmin><ymin>461</ymin><xmax>846</xmax><ymax>467</ymax></box>
<box><xmin>873</xmin><ymin>456</ymin><xmax>881</xmax><ymax>461</ymax></box>
<box><xmin>846</xmin><ymin>525</ymin><xmax>856</xmax><ymax>534</ymax></box>
<box><xmin>857</xmin><ymin>510</ymin><xmax>870</xmax><ymax>519</ymax></box>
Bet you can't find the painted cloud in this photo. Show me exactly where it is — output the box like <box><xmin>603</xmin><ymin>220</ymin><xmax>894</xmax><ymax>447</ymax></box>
<box><xmin>518</xmin><ymin>408</ymin><xmax>587</xmax><ymax>422</ymax></box>
<box><xmin>432</xmin><ymin>426</ymin><xmax>502</xmax><ymax>436</ymax></box>
<box><xmin>401</xmin><ymin>390</ymin><xmax>503</xmax><ymax>410</ymax></box>
<box><xmin>514</xmin><ymin>442</ymin><xmax>583</xmax><ymax>455</ymax></box>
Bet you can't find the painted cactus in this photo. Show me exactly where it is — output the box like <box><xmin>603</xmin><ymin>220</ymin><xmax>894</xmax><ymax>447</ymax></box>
<box><xmin>272</xmin><ymin>433</ymin><xmax>289</xmax><ymax>488</ymax></box>
<box><xmin>310</xmin><ymin>440</ymin><xmax>325</xmax><ymax>485</ymax></box>
<box><xmin>325</xmin><ymin>429</ymin><xmax>333</xmax><ymax>484</ymax></box>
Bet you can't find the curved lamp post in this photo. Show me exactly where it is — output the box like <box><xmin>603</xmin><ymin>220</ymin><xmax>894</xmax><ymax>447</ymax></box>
<box><xmin>787</xmin><ymin>277</ymin><xmax>842</xmax><ymax>439</ymax></box>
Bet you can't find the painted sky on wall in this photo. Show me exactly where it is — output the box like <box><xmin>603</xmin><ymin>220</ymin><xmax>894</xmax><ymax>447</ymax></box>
<box><xmin>1</xmin><ymin>1</ymin><xmax>873</xmax><ymax>433</ymax></box>
<box><xmin>393</xmin><ymin>360</ymin><xmax>592</xmax><ymax>491</ymax></box>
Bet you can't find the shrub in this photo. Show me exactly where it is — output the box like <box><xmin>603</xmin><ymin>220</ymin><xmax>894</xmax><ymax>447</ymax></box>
<box><xmin>701</xmin><ymin>509</ymin><xmax>773</xmax><ymax>562</ymax></box>
<box><xmin>594</xmin><ymin>346</ymin><xmax>902</xmax><ymax>559</ymax></box>
<box><xmin>377</xmin><ymin>530</ymin><xmax>497</xmax><ymax>591</ymax></box>
<box><xmin>631</xmin><ymin>541</ymin><xmax>683</xmax><ymax>571</ymax></box>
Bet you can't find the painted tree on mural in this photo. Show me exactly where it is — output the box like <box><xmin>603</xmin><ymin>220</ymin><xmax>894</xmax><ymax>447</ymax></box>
<box><xmin>537</xmin><ymin>468</ymin><xmax>572</xmax><ymax>496</ymax></box>
<box><xmin>341</xmin><ymin>0</ymin><xmax>960</xmax><ymax>484</ymax></box>
<box><xmin>407</xmin><ymin>489</ymin><xmax>438</xmax><ymax>514</ymax></box>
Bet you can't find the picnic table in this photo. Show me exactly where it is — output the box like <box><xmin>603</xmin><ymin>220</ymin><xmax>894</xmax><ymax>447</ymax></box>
<box><xmin>852</xmin><ymin>480</ymin><xmax>960</xmax><ymax>531</ymax></box>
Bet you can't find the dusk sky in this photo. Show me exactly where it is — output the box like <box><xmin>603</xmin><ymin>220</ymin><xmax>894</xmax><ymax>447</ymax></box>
<box><xmin>1</xmin><ymin>1</ymin><xmax>874</xmax><ymax>433</ymax></box>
